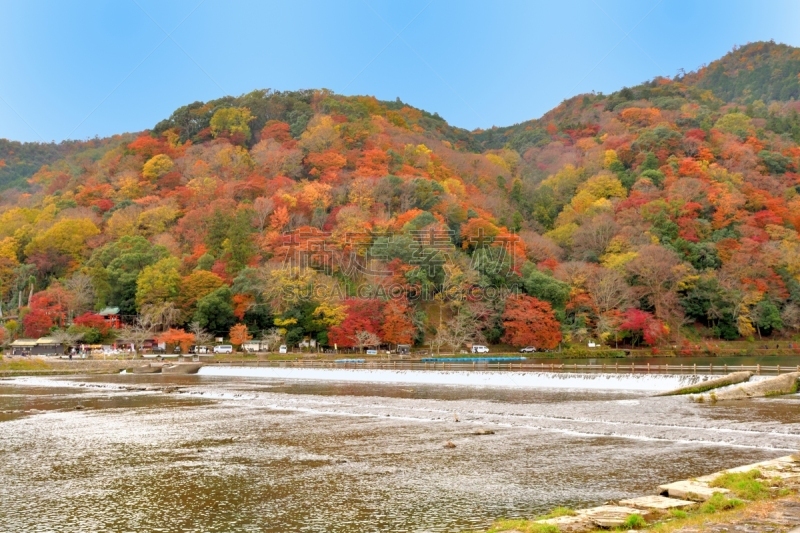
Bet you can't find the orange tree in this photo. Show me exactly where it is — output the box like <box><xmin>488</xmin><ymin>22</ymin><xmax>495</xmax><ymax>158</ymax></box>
<box><xmin>501</xmin><ymin>294</ymin><xmax>562</xmax><ymax>350</ymax></box>
<box><xmin>229</xmin><ymin>323</ymin><xmax>251</xmax><ymax>349</ymax></box>
<box><xmin>158</xmin><ymin>328</ymin><xmax>194</xmax><ymax>353</ymax></box>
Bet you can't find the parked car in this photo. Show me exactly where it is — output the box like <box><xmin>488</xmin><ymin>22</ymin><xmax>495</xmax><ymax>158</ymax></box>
<box><xmin>471</xmin><ymin>345</ymin><xmax>490</xmax><ymax>354</ymax></box>
<box><xmin>213</xmin><ymin>345</ymin><xmax>233</xmax><ymax>354</ymax></box>
<box><xmin>190</xmin><ymin>345</ymin><xmax>210</xmax><ymax>354</ymax></box>
<box><xmin>519</xmin><ymin>346</ymin><xmax>537</xmax><ymax>353</ymax></box>
<box><xmin>279</xmin><ymin>345</ymin><xmax>288</xmax><ymax>354</ymax></box>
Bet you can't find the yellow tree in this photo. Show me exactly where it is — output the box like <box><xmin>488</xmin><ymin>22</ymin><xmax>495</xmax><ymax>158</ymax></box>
<box><xmin>312</xmin><ymin>301</ymin><xmax>347</xmax><ymax>330</ymax></box>
<box><xmin>135</xmin><ymin>257</ymin><xmax>182</xmax><ymax>310</ymax></box>
<box><xmin>24</xmin><ymin>218</ymin><xmax>100</xmax><ymax>261</ymax></box>
<box><xmin>210</xmin><ymin>107</ymin><xmax>254</xmax><ymax>142</ymax></box>
<box><xmin>178</xmin><ymin>270</ymin><xmax>225</xmax><ymax>317</ymax></box>
<box><xmin>142</xmin><ymin>154</ymin><xmax>174</xmax><ymax>181</ymax></box>
<box><xmin>298</xmin><ymin>115</ymin><xmax>339</xmax><ymax>152</ymax></box>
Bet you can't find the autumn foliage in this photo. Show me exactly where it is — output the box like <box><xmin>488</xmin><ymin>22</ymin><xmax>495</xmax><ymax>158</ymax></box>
<box><xmin>229</xmin><ymin>323</ymin><xmax>252</xmax><ymax>348</ymax></box>
<box><xmin>158</xmin><ymin>328</ymin><xmax>195</xmax><ymax>353</ymax></box>
<box><xmin>23</xmin><ymin>309</ymin><xmax>53</xmax><ymax>338</ymax></box>
<box><xmin>501</xmin><ymin>295</ymin><xmax>562</xmax><ymax>350</ymax></box>
<box><xmin>4</xmin><ymin>42</ymin><xmax>800</xmax><ymax>350</ymax></box>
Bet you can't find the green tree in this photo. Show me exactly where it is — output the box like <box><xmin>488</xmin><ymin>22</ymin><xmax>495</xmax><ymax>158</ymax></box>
<box><xmin>193</xmin><ymin>286</ymin><xmax>235</xmax><ymax>336</ymax></box>
<box><xmin>754</xmin><ymin>299</ymin><xmax>783</xmax><ymax>337</ymax></box>
<box><xmin>521</xmin><ymin>264</ymin><xmax>571</xmax><ymax>311</ymax></box>
<box><xmin>714</xmin><ymin>112</ymin><xmax>752</xmax><ymax>139</ymax></box>
<box><xmin>222</xmin><ymin>209</ymin><xmax>257</xmax><ymax>273</ymax></box>
<box><xmin>89</xmin><ymin>236</ymin><xmax>168</xmax><ymax>316</ymax></box>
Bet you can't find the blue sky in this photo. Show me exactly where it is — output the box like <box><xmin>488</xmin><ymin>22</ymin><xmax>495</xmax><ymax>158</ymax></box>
<box><xmin>1</xmin><ymin>0</ymin><xmax>799</xmax><ymax>143</ymax></box>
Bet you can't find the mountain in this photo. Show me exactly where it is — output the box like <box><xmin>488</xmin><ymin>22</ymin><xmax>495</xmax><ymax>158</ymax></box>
<box><xmin>2</xmin><ymin>41</ymin><xmax>800</xmax><ymax>351</ymax></box>
<box><xmin>688</xmin><ymin>40</ymin><xmax>800</xmax><ymax>103</ymax></box>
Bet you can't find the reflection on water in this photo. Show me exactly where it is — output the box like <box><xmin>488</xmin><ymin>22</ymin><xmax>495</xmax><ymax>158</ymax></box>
<box><xmin>0</xmin><ymin>373</ymin><xmax>798</xmax><ymax>533</ymax></box>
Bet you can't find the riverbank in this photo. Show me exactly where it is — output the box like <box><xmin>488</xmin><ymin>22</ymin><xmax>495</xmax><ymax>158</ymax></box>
<box><xmin>0</xmin><ymin>357</ymin><xmax>132</xmax><ymax>376</ymax></box>
<box><xmin>468</xmin><ymin>455</ymin><xmax>800</xmax><ymax>533</ymax></box>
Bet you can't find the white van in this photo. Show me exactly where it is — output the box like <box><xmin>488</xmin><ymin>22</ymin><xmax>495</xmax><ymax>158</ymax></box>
<box><xmin>471</xmin><ymin>345</ymin><xmax>489</xmax><ymax>354</ymax></box>
<box><xmin>279</xmin><ymin>345</ymin><xmax>288</xmax><ymax>354</ymax></box>
<box><xmin>213</xmin><ymin>345</ymin><xmax>233</xmax><ymax>354</ymax></box>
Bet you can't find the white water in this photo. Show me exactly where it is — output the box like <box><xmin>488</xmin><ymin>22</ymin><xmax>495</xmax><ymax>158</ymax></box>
<box><xmin>198</xmin><ymin>366</ymin><xmax>707</xmax><ymax>391</ymax></box>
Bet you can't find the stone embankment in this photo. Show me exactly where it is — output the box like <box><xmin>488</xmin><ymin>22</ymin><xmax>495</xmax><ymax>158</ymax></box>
<box><xmin>701</xmin><ymin>372</ymin><xmax>800</xmax><ymax>401</ymax></box>
<box><xmin>656</xmin><ymin>371</ymin><xmax>753</xmax><ymax>396</ymax></box>
<box><xmin>131</xmin><ymin>363</ymin><xmax>164</xmax><ymax>374</ymax></box>
<box><xmin>161</xmin><ymin>363</ymin><xmax>203</xmax><ymax>374</ymax></box>
<box><xmin>0</xmin><ymin>357</ymin><xmax>207</xmax><ymax>376</ymax></box>
<box><xmin>657</xmin><ymin>371</ymin><xmax>800</xmax><ymax>401</ymax></box>
<box><xmin>128</xmin><ymin>362</ymin><xmax>203</xmax><ymax>374</ymax></box>
<box><xmin>533</xmin><ymin>456</ymin><xmax>800</xmax><ymax>533</ymax></box>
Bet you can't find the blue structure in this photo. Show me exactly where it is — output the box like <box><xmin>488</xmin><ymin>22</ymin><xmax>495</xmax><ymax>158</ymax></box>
<box><xmin>334</xmin><ymin>359</ymin><xmax>366</xmax><ymax>364</ymax></box>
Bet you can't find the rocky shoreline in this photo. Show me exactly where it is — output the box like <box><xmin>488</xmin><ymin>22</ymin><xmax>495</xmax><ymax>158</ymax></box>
<box><xmin>470</xmin><ymin>455</ymin><xmax>800</xmax><ymax>533</ymax></box>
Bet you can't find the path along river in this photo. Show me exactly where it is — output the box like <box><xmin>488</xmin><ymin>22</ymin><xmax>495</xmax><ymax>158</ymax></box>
<box><xmin>0</xmin><ymin>369</ymin><xmax>798</xmax><ymax>533</ymax></box>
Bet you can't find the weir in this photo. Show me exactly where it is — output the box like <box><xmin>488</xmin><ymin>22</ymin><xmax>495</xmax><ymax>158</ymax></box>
<box><xmin>198</xmin><ymin>358</ymin><xmax>800</xmax><ymax>376</ymax></box>
<box><xmin>197</xmin><ymin>366</ymin><xmax>727</xmax><ymax>392</ymax></box>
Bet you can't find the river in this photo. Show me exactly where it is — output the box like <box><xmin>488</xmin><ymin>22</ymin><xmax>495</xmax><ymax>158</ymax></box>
<box><xmin>0</xmin><ymin>370</ymin><xmax>798</xmax><ymax>533</ymax></box>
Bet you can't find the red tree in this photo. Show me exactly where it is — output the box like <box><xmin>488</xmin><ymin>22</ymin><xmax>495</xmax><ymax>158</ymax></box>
<box><xmin>501</xmin><ymin>295</ymin><xmax>562</xmax><ymax>350</ymax></box>
<box><xmin>619</xmin><ymin>308</ymin><xmax>667</xmax><ymax>346</ymax></box>
<box><xmin>328</xmin><ymin>299</ymin><xmax>383</xmax><ymax>348</ymax></box>
<box><xmin>29</xmin><ymin>287</ymin><xmax>72</xmax><ymax>326</ymax></box>
<box><xmin>73</xmin><ymin>312</ymin><xmax>111</xmax><ymax>334</ymax></box>
<box><xmin>23</xmin><ymin>309</ymin><xmax>53</xmax><ymax>338</ymax></box>
<box><xmin>380</xmin><ymin>299</ymin><xmax>415</xmax><ymax>346</ymax></box>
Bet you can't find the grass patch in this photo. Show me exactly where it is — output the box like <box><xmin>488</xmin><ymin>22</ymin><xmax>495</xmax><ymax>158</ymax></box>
<box><xmin>467</xmin><ymin>491</ymin><xmax>800</xmax><ymax>533</ymax></box>
<box><xmin>622</xmin><ymin>514</ymin><xmax>647</xmax><ymax>529</ymax></box>
<box><xmin>536</xmin><ymin>507</ymin><xmax>576</xmax><ymax>520</ymax></box>
<box><xmin>0</xmin><ymin>357</ymin><xmax>51</xmax><ymax>372</ymax></box>
<box><xmin>472</xmin><ymin>520</ymin><xmax>560</xmax><ymax>533</ymax></box>
<box><xmin>709</xmin><ymin>470</ymin><xmax>769</xmax><ymax>500</ymax></box>
<box><xmin>700</xmin><ymin>492</ymin><xmax>745</xmax><ymax>513</ymax></box>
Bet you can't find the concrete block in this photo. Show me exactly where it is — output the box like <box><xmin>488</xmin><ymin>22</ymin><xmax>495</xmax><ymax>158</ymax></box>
<box><xmin>577</xmin><ymin>505</ymin><xmax>649</xmax><ymax>527</ymax></box>
<box><xmin>538</xmin><ymin>515</ymin><xmax>594</xmax><ymax>533</ymax></box>
<box><xmin>658</xmin><ymin>480</ymin><xmax>730</xmax><ymax>501</ymax></box>
<box><xmin>619</xmin><ymin>495</ymin><xmax>696</xmax><ymax>510</ymax></box>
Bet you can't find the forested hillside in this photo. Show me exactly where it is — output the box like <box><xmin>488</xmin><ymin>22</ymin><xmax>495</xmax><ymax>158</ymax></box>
<box><xmin>2</xmin><ymin>41</ymin><xmax>800</xmax><ymax>352</ymax></box>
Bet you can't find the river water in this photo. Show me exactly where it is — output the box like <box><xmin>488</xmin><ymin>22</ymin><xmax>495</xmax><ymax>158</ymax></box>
<box><xmin>0</xmin><ymin>370</ymin><xmax>798</xmax><ymax>533</ymax></box>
